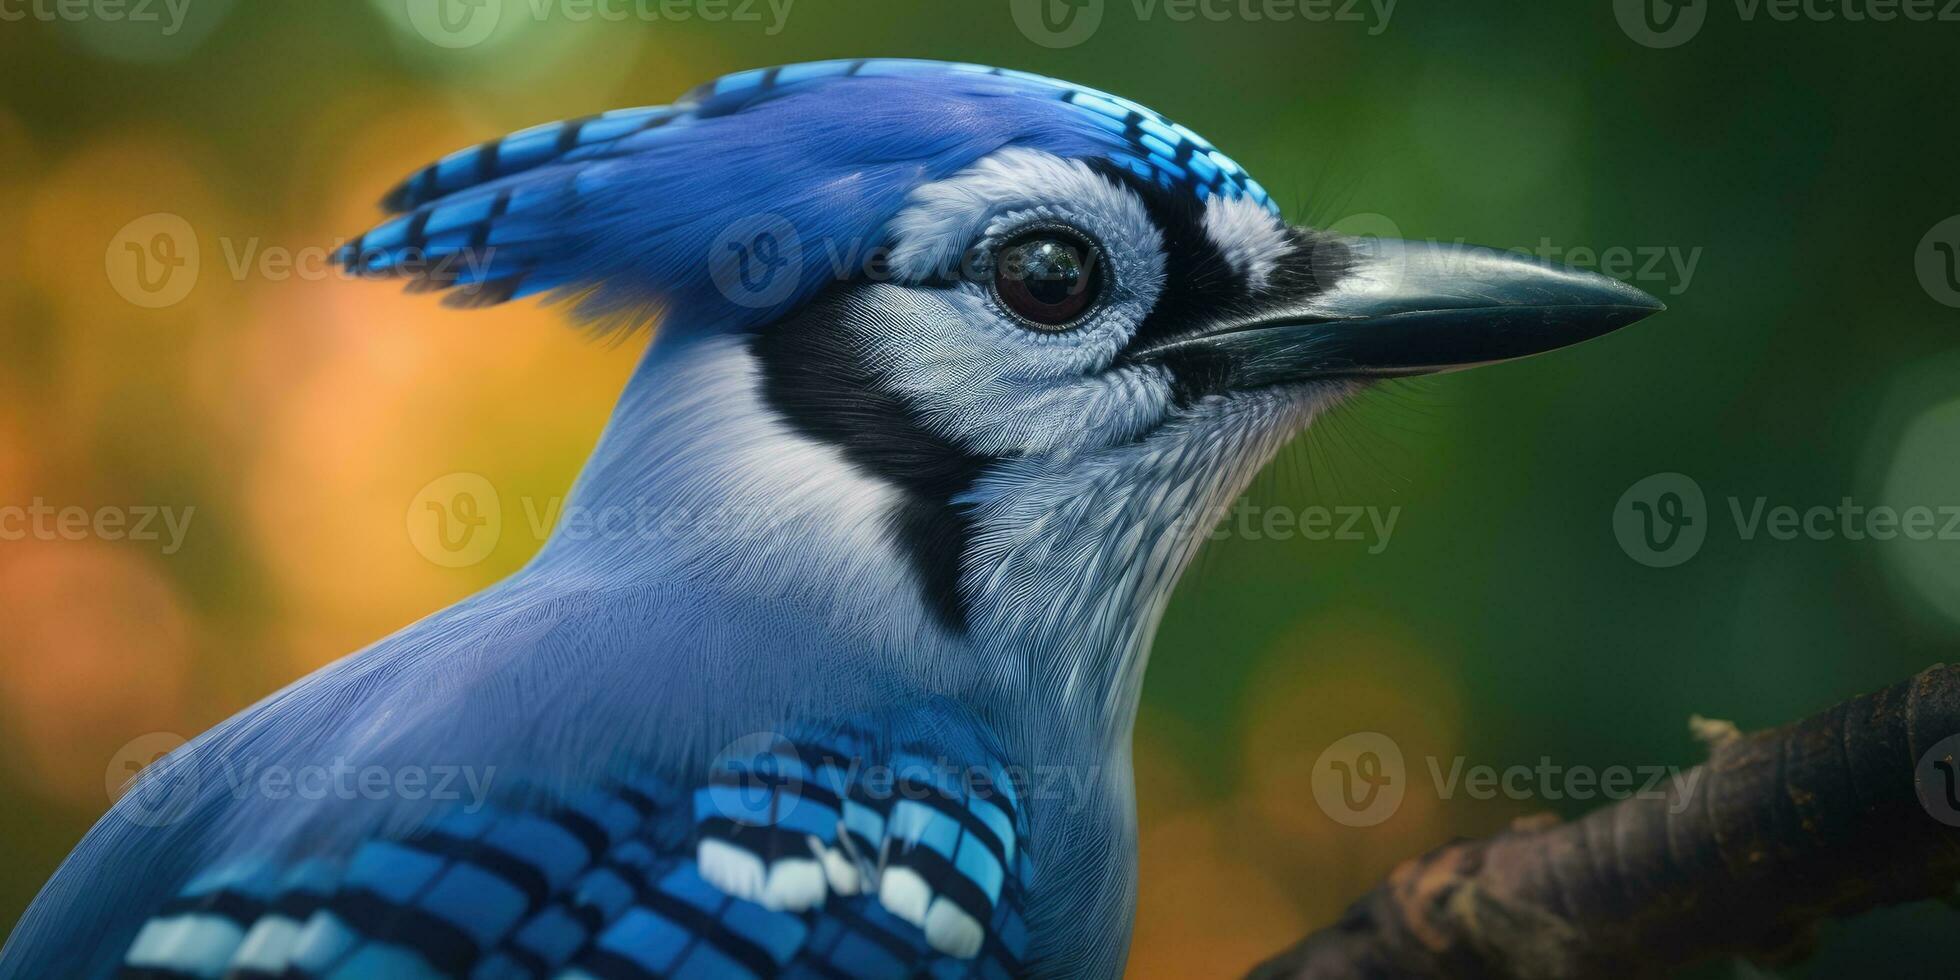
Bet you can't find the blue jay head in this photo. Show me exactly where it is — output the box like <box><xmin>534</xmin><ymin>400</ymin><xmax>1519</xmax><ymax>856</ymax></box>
<box><xmin>342</xmin><ymin>60</ymin><xmax>1661</xmax><ymax>659</ymax></box>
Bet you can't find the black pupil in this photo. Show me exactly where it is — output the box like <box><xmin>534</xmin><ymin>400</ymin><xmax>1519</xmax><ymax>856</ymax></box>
<box><xmin>996</xmin><ymin>234</ymin><xmax>1094</xmax><ymax>327</ymax></box>
<box><xmin>1014</xmin><ymin>240</ymin><xmax>1083</xmax><ymax>304</ymax></box>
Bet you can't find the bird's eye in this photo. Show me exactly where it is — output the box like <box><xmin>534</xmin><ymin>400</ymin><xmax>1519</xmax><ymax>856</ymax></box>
<box><xmin>992</xmin><ymin>229</ymin><xmax>1102</xmax><ymax>330</ymax></box>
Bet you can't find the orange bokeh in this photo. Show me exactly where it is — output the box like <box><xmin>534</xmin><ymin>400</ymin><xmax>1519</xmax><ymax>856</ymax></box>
<box><xmin>0</xmin><ymin>540</ymin><xmax>194</xmax><ymax>809</ymax></box>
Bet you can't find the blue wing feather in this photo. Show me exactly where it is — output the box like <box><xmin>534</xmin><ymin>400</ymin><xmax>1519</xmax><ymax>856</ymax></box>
<box><xmin>104</xmin><ymin>725</ymin><xmax>1031</xmax><ymax>979</ymax></box>
<box><xmin>2</xmin><ymin>58</ymin><xmax>1255</xmax><ymax>979</ymax></box>
<box><xmin>0</xmin><ymin>580</ymin><xmax>940</xmax><ymax>978</ymax></box>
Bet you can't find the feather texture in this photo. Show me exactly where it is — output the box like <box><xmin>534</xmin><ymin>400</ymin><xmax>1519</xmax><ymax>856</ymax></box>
<box><xmin>108</xmin><ymin>723</ymin><xmax>1030</xmax><ymax>979</ymax></box>
<box><xmin>2</xmin><ymin>59</ymin><xmax>1327</xmax><ymax>980</ymax></box>
<box><xmin>334</xmin><ymin>59</ymin><xmax>1271</xmax><ymax>331</ymax></box>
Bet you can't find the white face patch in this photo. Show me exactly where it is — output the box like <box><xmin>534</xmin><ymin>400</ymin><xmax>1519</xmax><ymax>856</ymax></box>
<box><xmin>1200</xmin><ymin>193</ymin><xmax>1293</xmax><ymax>293</ymax></box>
<box><xmin>849</xmin><ymin>147</ymin><xmax>1176</xmax><ymax>459</ymax></box>
<box><xmin>573</xmin><ymin>335</ymin><xmax>945</xmax><ymax>647</ymax></box>
<box><xmin>882</xmin><ymin>146</ymin><xmax>1163</xmax><ymax>294</ymax></box>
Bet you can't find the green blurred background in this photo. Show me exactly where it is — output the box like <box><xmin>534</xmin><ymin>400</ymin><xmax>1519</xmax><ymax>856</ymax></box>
<box><xmin>2</xmin><ymin>1</ymin><xmax>1958</xmax><ymax>975</ymax></box>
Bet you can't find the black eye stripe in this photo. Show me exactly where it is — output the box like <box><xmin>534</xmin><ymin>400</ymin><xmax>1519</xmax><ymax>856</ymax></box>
<box><xmin>751</xmin><ymin>286</ymin><xmax>990</xmax><ymax>635</ymax></box>
<box><xmin>1084</xmin><ymin>159</ymin><xmax>1249</xmax><ymax>360</ymax></box>
<box><xmin>1087</xmin><ymin>160</ymin><xmax>1349</xmax><ymax>403</ymax></box>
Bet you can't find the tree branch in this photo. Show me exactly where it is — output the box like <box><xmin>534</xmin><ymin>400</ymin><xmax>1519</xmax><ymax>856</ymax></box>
<box><xmin>1251</xmin><ymin>663</ymin><xmax>1960</xmax><ymax>980</ymax></box>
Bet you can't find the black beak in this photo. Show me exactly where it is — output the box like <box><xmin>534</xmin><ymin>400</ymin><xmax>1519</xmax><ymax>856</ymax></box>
<box><xmin>1135</xmin><ymin>236</ymin><xmax>1665</xmax><ymax>387</ymax></box>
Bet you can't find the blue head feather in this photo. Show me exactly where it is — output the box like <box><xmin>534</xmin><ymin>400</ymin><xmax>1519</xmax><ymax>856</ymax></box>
<box><xmin>0</xmin><ymin>57</ymin><xmax>1670</xmax><ymax>980</ymax></box>
<box><xmin>3</xmin><ymin>61</ymin><xmax>1314</xmax><ymax>980</ymax></box>
<box><xmin>337</xmin><ymin>59</ymin><xmax>1273</xmax><ymax>332</ymax></box>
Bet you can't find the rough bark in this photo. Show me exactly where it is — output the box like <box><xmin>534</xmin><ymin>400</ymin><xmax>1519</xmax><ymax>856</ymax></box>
<box><xmin>1251</xmin><ymin>664</ymin><xmax>1960</xmax><ymax>980</ymax></box>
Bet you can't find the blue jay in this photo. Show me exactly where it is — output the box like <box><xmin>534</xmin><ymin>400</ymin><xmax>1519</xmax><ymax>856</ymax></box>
<box><xmin>0</xmin><ymin>60</ymin><xmax>1660</xmax><ymax>979</ymax></box>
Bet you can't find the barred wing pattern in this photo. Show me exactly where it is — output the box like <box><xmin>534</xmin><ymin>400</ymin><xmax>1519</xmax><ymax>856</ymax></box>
<box><xmin>117</xmin><ymin>727</ymin><xmax>1033</xmax><ymax>980</ymax></box>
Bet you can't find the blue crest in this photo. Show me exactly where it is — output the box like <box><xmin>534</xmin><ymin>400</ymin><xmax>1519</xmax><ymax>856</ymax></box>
<box><xmin>336</xmin><ymin>59</ymin><xmax>1275</xmax><ymax>330</ymax></box>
